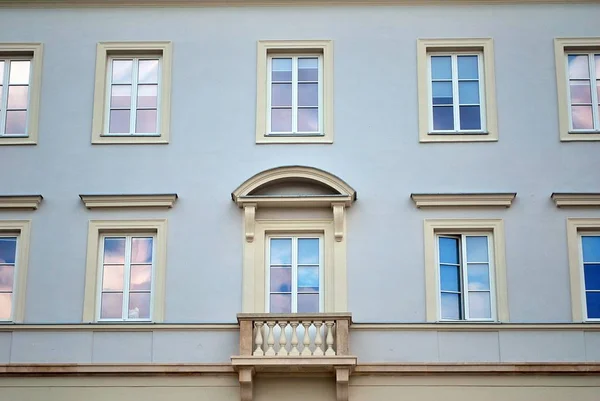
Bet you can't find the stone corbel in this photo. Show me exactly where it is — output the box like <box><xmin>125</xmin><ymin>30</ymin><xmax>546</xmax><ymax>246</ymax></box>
<box><xmin>244</xmin><ymin>204</ymin><xmax>256</xmax><ymax>243</ymax></box>
<box><xmin>239</xmin><ymin>367</ymin><xmax>255</xmax><ymax>401</ymax></box>
<box><xmin>332</xmin><ymin>202</ymin><xmax>345</xmax><ymax>242</ymax></box>
<box><xmin>335</xmin><ymin>367</ymin><xmax>350</xmax><ymax>401</ymax></box>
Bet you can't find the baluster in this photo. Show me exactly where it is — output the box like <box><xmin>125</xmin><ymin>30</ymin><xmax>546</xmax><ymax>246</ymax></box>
<box><xmin>324</xmin><ymin>321</ymin><xmax>335</xmax><ymax>356</ymax></box>
<box><xmin>253</xmin><ymin>321</ymin><xmax>264</xmax><ymax>356</ymax></box>
<box><xmin>289</xmin><ymin>321</ymin><xmax>300</xmax><ymax>356</ymax></box>
<box><xmin>313</xmin><ymin>321</ymin><xmax>324</xmax><ymax>356</ymax></box>
<box><xmin>277</xmin><ymin>321</ymin><xmax>288</xmax><ymax>356</ymax></box>
<box><xmin>265</xmin><ymin>321</ymin><xmax>276</xmax><ymax>356</ymax></box>
<box><xmin>301</xmin><ymin>321</ymin><xmax>312</xmax><ymax>356</ymax></box>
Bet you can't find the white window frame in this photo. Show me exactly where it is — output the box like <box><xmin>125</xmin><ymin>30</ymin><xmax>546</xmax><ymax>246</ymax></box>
<box><xmin>565</xmin><ymin>51</ymin><xmax>600</xmax><ymax>133</ymax></box>
<box><xmin>96</xmin><ymin>233</ymin><xmax>157</xmax><ymax>322</ymax></box>
<box><xmin>578</xmin><ymin>232</ymin><xmax>600</xmax><ymax>322</ymax></box>
<box><xmin>103</xmin><ymin>56</ymin><xmax>162</xmax><ymax>137</ymax></box>
<box><xmin>427</xmin><ymin>52</ymin><xmax>487</xmax><ymax>134</ymax></box>
<box><xmin>0</xmin><ymin>56</ymin><xmax>33</xmax><ymax>137</ymax></box>
<box><xmin>0</xmin><ymin>233</ymin><xmax>19</xmax><ymax>321</ymax></box>
<box><xmin>265</xmin><ymin>234</ymin><xmax>324</xmax><ymax>313</ymax></box>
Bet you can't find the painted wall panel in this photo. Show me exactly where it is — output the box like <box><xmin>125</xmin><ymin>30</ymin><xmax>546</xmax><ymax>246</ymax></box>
<box><xmin>152</xmin><ymin>330</ymin><xmax>238</xmax><ymax>362</ymax></box>
<box><xmin>92</xmin><ymin>331</ymin><xmax>153</xmax><ymax>363</ymax></box>
<box><xmin>437</xmin><ymin>331</ymin><xmax>500</xmax><ymax>362</ymax></box>
<box><xmin>0</xmin><ymin>333</ymin><xmax>11</xmax><ymax>363</ymax></box>
<box><xmin>350</xmin><ymin>330</ymin><xmax>438</xmax><ymax>362</ymax></box>
<box><xmin>499</xmin><ymin>331</ymin><xmax>586</xmax><ymax>362</ymax></box>
<box><xmin>10</xmin><ymin>332</ymin><xmax>93</xmax><ymax>363</ymax></box>
<box><xmin>584</xmin><ymin>331</ymin><xmax>600</xmax><ymax>362</ymax></box>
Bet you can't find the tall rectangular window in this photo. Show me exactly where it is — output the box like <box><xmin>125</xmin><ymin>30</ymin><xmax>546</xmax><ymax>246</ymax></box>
<box><xmin>581</xmin><ymin>235</ymin><xmax>600</xmax><ymax>320</ymax></box>
<box><xmin>437</xmin><ymin>234</ymin><xmax>495</xmax><ymax>321</ymax></box>
<box><xmin>267</xmin><ymin>236</ymin><xmax>322</xmax><ymax>313</ymax></box>
<box><xmin>98</xmin><ymin>235</ymin><xmax>155</xmax><ymax>321</ymax></box>
<box><xmin>0</xmin><ymin>235</ymin><xmax>18</xmax><ymax>321</ymax></box>
<box><xmin>0</xmin><ymin>58</ymin><xmax>31</xmax><ymax>137</ymax></box>
<box><xmin>566</xmin><ymin>53</ymin><xmax>600</xmax><ymax>132</ymax></box>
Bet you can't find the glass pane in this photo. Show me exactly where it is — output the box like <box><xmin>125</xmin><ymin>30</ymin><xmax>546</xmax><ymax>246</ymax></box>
<box><xmin>467</xmin><ymin>263</ymin><xmax>490</xmax><ymax>291</ymax></box>
<box><xmin>137</xmin><ymin>85</ymin><xmax>158</xmax><ymax>108</ymax></box>
<box><xmin>101</xmin><ymin>292</ymin><xmax>123</xmax><ymax>319</ymax></box>
<box><xmin>0</xmin><ymin>293</ymin><xmax>11</xmax><ymax>320</ymax></box>
<box><xmin>298</xmin><ymin>108</ymin><xmax>318</xmax><ymax>132</ymax></box>
<box><xmin>466</xmin><ymin>236</ymin><xmax>489</xmax><ymax>262</ymax></box>
<box><xmin>271</xmin><ymin>58</ymin><xmax>292</xmax><ymax>82</ymax></box>
<box><xmin>9</xmin><ymin>61</ymin><xmax>30</xmax><ymax>84</ymax></box>
<box><xmin>298</xmin><ymin>266</ymin><xmax>319</xmax><ymax>292</ymax></box>
<box><xmin>568</xmin><ymin>55</ymin><xmax>589</xmax><ymax>79</ymax></box>
<box><xmin>459</xmin><ymin>81</ymin><xmax>480</xmax><ymax>104</ymax></box>
<box><xmin>131</xmin><ymin>237</ymin><xmax>153</xmax><ymax>263</ymax></box>
<box><xmin>5</xmin><ymin>111</ymin><xmax>27</xmax><ymax>134</ymax></box>
<box><xmin>570</xmin><ymin>81</ymin><xmax>592</xmax><ymax>104</ymax></box>
<box><xmin>298</xmin><ymin>58</ymin><xmax>319</xmax><ymax>81</ymax></box>
<box><xmin>298</xmin><ymin>293</ymin><xmax>319</xmax><ymax>313</ymax></box>
<box><xmin>129</xmin><ymin>292</ymin><xmax>150</xmax><ymax>319</ymax></box>
<box><xmin>432</xmin><ymin>82</ymin><xmax>453</xmax><ymax>105</ymax></box>
<box><xmin>0</xmin><ymin>61</ymin><xmax>4</xmax><ymax>82</ymax></box>
<box><xmin>135</xmin><ymin>109</ymin><xmax>157</xmax><ymax>133</ymax></box>
<box><xmin>441</xmin><ymin>293</ymin><xmax>461</xmax><ymax>320</ymax></box>
<box><xmin>271</xmin><ymin>83</ymin><xmax>292</xmax><ymax>107</ymax></box>
<box><xmin>439</xmin><ymin>237</ymin><xmax>459</xmax><ymax>264</ymax></box>
<box><xmin>270</xmin><ymin>108</ymin><xmax>292</xmax><ymax>132</ymax></box>
<box><xmin>110</xmin><ymin>85</ymin><xmax>131</xmax><ymax>108</ymax></box>
<box><xmin>270</xmin><ymin>267</ymin><xmax>291</xmax><ymax>292</ymax></box>
<box><xmin>7</xmin><ymin>86</ymin><xmax>28</xmax><ymax>109</ymax></box>
<box><xmin>112</xmin><ymin>59</ymin><xmax>133</xmax><ymax>84</ymax></box>
<box><xmin>0</xmin><ymin>266</ymin><xmax>14</xmax><ymax>291</ymax></box>
<box><xmin>596</xmin><ymin>55</ymin><xmax>600</xmax><ymax>78</ymax></box>
<box><xmin>270</xmin><ymin>238</ymin><xmax>292</xmax><ymax>265</ymax></box>
<box><xmin>468</xmin><ymin>292</ymin><xmax>491</xmax><ymax>319</ymax></box>
<box><xmin>582</xmin><ymin>236</ymin><xmax>600</xmax><ymax>262</ymax></box>
<box><xmin>103</xmin><ymin>237</ymin><xmax>125</xmax><ymax>263</ymax></box>
<box><xmin>102</xmin><ymin>265</ymin><xmax>124</xmax><ymax>291</ymax></box>
<box><xmin>457</xmin><ymin>55</ymin><xmax>479</xmax><ymax>79</ymax></box>
<box><xmin>430</xmin><ymin>56</ymin><xmax>452</xmax><ymax>80</ymax></box>
<box><xmin>571</xmin><ymin>106</ymin><xmax>594</xmax><ymax>130</ymax></box>
<box><xmin>586</xmin><ymin>292</ymin><xmax>600</xmax><ymax>319</ymax></box>
<box><xmin>432</xmin><ymin>106</ymin><xmax>454</xmax><ymax>130</ymax></box>
<box><xmin>0</xmin><ymin>238</ymin><xmax>17</xmax><ymax>264</ymax></box>
<box><xmin>440</xmin><ymin>264</ymin><xmax>460</xmax><ymax>292</ymax></box>
<box><xmin>584</xmin><ymin>264</ymin><xmax>600</xmax><ymax>291</ymax></box>
<box><xmin>270</xmin><ymin>293</ymin><xmax>291</xmax><ymax>313</ymax></box>
<box><xmin>138</xmin><ymin>59</ymin><xmax>159</xmax><ymax>84</ymax></box>
<box><xmin>298</xmin><ymin>238</ymin><xmax>319</xmax><ymax>264</ymax></box>
<box><xmin>109</xmin><ymin>109</ymin><xmax>131</xmax><ymax>133</ymax></box>
<box><xmin>298</xmin><ymin>83</ymin><xmax>318</xmax><ymax>107</ymax></box>
<box><xmin>130</xmin><ymin>264</ymin><xmax>152</xmax><ymax>291</ymax></box>
<box><xmin>459</xmin><ymin>106</ymin><xmax>481</xmax><ymax>130</ymax></box>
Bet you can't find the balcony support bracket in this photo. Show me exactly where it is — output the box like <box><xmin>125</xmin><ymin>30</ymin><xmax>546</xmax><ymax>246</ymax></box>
<box><xmin>336</xmin><ymin>367</ymin><xmax>350</xmax><ymax>401</ymax></box>
<box><xmin>238</xmin><ymin>367</ymin><xmax>254</xmax><ymax>401</ymax></box>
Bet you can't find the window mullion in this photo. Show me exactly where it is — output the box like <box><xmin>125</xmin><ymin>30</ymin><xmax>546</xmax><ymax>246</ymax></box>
<box><xmin>123</xmin><ymin>236</ymin><xmax>133</xmax><ymax>320</ymax></box>
<box><xmin>451</xmin><ymin>55</ymin><xmax>460</xmax><ymax>131</ymax></box>
<box><xmin>292</xmin><ymin>57</ymin><xmax>298</xmax><ymax>133</ymax></box>
<box><xmin>589</xmin><ymin>52</ymin><xmax>600</xmax><ymax>130</ymax></box>
<box><xmin>461</xmin><ymin>235</ymin><xmax>469</xmax><ymax>320</ymax></box>
<box><xmin>292</xmin><ymin>237</ymin><xmax>298</xmax><ymax>313</ymax></box>
<box><xmin>130</xmin><ymin>59</ymin><xmax>139</xmax><ymax>135</ymax></box>
<box><xmin>0</xmin><ymin>61</ymin><xmax>10</xmax><ymax>136</ymax></box>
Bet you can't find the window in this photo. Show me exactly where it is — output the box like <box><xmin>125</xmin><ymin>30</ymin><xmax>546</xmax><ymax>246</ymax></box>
<box><xmin>91</xmin><ymin>42</ymin><xmax>172</xmax><ymax>144</ymax></box>
<box><xmin>424</xmin><ymin>219</ymin><xmax>509</xmax><ymax>322</ymax></box>
<box><xmin>83</xmin><ymin>220</ymin><xmax>167</xmax><ymax>323</ymax></box>
<box><xmin>0</xmin><ymin>220</ymin><xmax>31</xmax><ymax>322</ymax></box>
<box><xmin>417</xmin><ymin>39</ymin><xmax>498</xmax><ymax>142</ymax></box>
<box><xmin>267</xmin><ymin>236</ymin><xmax>323</xmax><ymax>313</ymax></box>
<box><xmin>256</xmin><ymin>41</ymin><xmax>333</xmax><ymax>144</ymax></box>
<box><xmin>580</xmin><ymin>235</ymin><xmax>600</xmax><ymax>320</ymax></box>
<box><xmin>0</xmin><ymin>44</ymin><xmax>43</xmax><ymax>145</ymax></box>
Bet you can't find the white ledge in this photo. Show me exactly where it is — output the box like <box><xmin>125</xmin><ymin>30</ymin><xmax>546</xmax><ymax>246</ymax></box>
<box><xmin>79</xmin><ymin>194</ymin><xmax>178</xmax><ymax>209</ymax></box>
<box><xmin>235</xmin><ymin>195</ymin><xmax>353</xmax><ymax>208</ymax></box>
<box><xmin>551</xmin><ymin>193</ymin><xmax>600</xmax><ymax>207</ymax></box>
<box><xmin>0</xmin><ymin>195</ymin><xmax>43</xmax><ymax>210</ymax></box>
<box><xmin>411</xmin><ymin>193</ymin><xmax>516</xmax><ymax>208</ymax></box>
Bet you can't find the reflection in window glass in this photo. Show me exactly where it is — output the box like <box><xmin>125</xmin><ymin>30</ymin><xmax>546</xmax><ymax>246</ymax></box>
<box><xmin>582</xmin><ymin>235</ymin><xmax>600</xmax><ymax>319</ymax></box>
<box><xmin>1</xmin><ymin>59</ymin><xmax>32</xmax><ymax>136</ymax></box>
<box><xmin>0</xmin><ymin>237</ymin><xmax>17</xmax><ymax>320</ymax></box>
<box><xmin>567</xmin><ymin>53</ymin><xmax>600</xmax><ymax>132</ymax></box>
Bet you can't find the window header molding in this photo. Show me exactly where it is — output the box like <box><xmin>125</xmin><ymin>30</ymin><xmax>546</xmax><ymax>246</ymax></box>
<box><xmin>411</xmin><ymin>193</ymin><xmax>516</xmax><ymax>208</ymax></box>
<box><xmin>551</xmin><ymin>193</ymin><xmax>600</xmax><ymax>208</ymax></box>
<box><xmin>0</xmin><ymin>195</ymin><xmax>43</xmax><ymax>210</ymax></box>
<box><xmin>79</xmin><ymin>194</ymin><xmax>178</xmax><ymax>209</ymax></box>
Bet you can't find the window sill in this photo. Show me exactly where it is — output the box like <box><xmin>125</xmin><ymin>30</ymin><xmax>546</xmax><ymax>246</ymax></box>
<box><xmin>0</xmin><ymin>136</ymin><xmax>36</xmax><ymax>145</ymax></box>
<box><xmin>561</xmin><ymin>131</ymin><xmax>600</xmax><ymax>141</ymax></box>
<box><xmin>257</xmin><ymin>134</ymin><xmax>332</xmax><ymax>144</ymax></box>
<box><xmin>421</xmin><ymin>132</ymin><xmax>497</xmax><ymax>143</ymax></box>
<box><xmin>92</xmin><ymin>134</ymin><xmax>169</xmax><ymax>145</ymax></box>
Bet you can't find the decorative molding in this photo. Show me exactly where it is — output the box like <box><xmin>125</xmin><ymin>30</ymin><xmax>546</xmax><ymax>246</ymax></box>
<box><xmin>79</xmin><ymin>194</ymin><xmax>178</xmax><ymax>209</ymax></box>
<box><xmin>351</xmin><ymin>322</ymin><xmax>600</xmax><ymax>331</ymax></box>
<box><xmin>332</xmin><ymin>203</ymin><xmax>345</xmax><ymax>242</ymax></box>
<box><xmin>0</xmin><ymin>364</ymin><xmax>235</xmax><ymax>375</ymax></box>
<box><xmin>0</xmin><ymin>195</ymin><xmax>43</xmax><ymax>210</ymax></box>
<box><xmin>551</xmin><ymin>193</ymin><xmax>600</xmax><ymax>207</ymax></box>
<box><xmin>0</xmin><ymin>323</ymin><xmax>239</xmax><ymax>331</ymax></box>
<box><xmin>236</xmin><ymin>195</ymin><xmax>353</xmax><ymax>209</ymax></box>
<box><xmin>244</xmin><ymin>204</ymin><xmax>256</xmax><ymax>242</ymax></box>
<box><xmin>354</xmin><ymin>363</ymin><xmax>600</xmax><ymax>375</ymax></box>
<box><xmin>231</xmin><ymin>356</ymin><xmax>357</xmax><ymax>373</ymax></box>
<box><xmin>411</xmin><ymin>193</ymin><xmax>516</xmax><ymax>208</ymax></box>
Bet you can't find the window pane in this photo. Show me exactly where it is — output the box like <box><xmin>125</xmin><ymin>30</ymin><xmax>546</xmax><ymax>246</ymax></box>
<box><xmin>468</xmin><ymin>292</ymin><xmax>492</xmax><ymax>319</ymax></box>
<box><xmin>271</xmin><ymin>58</ymin><xmax>292</xmax><ymax>82</ymax></box>
<box><xmin>430</xmin><ymin>56</ymin><xmax>452</xmax><ymax>80</ymax></box>
<box><xmin>467</xmin><ymin>263</ymin><xmax>490</xmax><ymax>291</ymax></box>
<box><xmin>571</xmin><ymin>106</ymin><xmax>594</xmax><ymax>130</ymax></box>
<box><xmin>270</xmin><ymin>267</ymin><xmax>291</xmax><ymax>292</ymax></box>
<box><xmin>102</xmin><ymin>265</ymin><xmax>124</xmax><ymax>291</ymax></box>
<box><xmin>110</xmin><ymin>85</ymin><xmax>131</xmax><ymax>108</ymax></box>
<box><xmin>137</xmin><ymin>85</ymin><xmax>158</xmax><ymax>108</ymax></box>
<box><xmin>270</xmin><ymin>294</ymin><xmax>291</xmax><ymax>313</ymax></box>
<box><xmin>101</xmin><ymin>292</ymin><xmax>123</xmax><ymax>319</ymax></box>
<box><xmin>457</xmin><ymin>55</ymin><xmax>479</xmax><ymax>79</ymax></box>
<box><xmin>130</xmin><ymin>264</ymin><xmax>152</xmax><ymax>291</ymax></box>
<box><xmin>270</xmin><ymin>238</ymin><xmax>292</xmax><ymax>265</ymax></box>
<box><xmin>587</xmin><ymin>292</ymin><xmax>600</xmax><ymax>319</ymax></box>
<box><xmin>298</xmin><ymin>238</ymin><xmax>319</xmax><ymax>264</ymax></box>
<box><xmin>136</xmin><ymin>109</ymin><xmax>157</xmax><ymax>133</ymax></box>
<box><xmin>298</xmin><ymin>58</ymin><xmax>319</xmax><ymax>81</ymax></box>
<box><xmin>466</xmin><ymin>236</ymin><xmax>488</xmax><ymax>262</ymax></box>
<box><xmin>138</xmin><ymin>59</ymin><xmax>159</xmax><ymax>84</ymax></box>
<box><xmin>459</xmin><ymin>81</ymin><xmax>480</xmax><ymax>104</ymax></box>
<box><xmin>271</xmin><ymin>83</ymin><xmax>292</xmax><ymax>107</ymax></box>
<box><xmin>297</xmin><ymin>108</ymin><xmax>318</xmax><ymax>132</ymax></box>
<box><xmin>112</xmin><ymin>60</ymin><xmax>132</xmax><ymax>84</ymax></box>
<box><xmin>5</xmin><ymin>111</ymin><xmax>27</xmax><ymax>134</ymax></box>
<box><xmin>0</xmin><ymin>61</ymin><xmax>4</xmax><ymax>82</ymax></box>
<box><xmin>109</xmin><ymin>109</ymin><xmax>131</xmax><ymax>133</ymax></box>
<box><xmin>568</xmin><ymin>55</ymin><xmax>589</xmax><ymax>79</ymax></box>
<box><xmin>584</xmin><ymin>264</ymin><xmax>600</xmax><ymax>291</ymax></box>
<box><xmin>0</xmin><ymin>293</ymin><xmax>11</xmax><ymax>320</ymax></box>
<box><xmin>131</xmin><ymin>237</ymin><xmax>153</xmax><ymax>263</ymax></box>
<box><xmin>103</xmin><ymin>237</ymin><xmax>125</xmax><ymax>264</ymax></box>
<box><xmin>129</xmin><ymin>292</ymin><xmax>150</xmax><ymax>319</ymax></box>
<box><xmin>7</xmin><ymin>86</ymin><xmax>28</xmax><ymax>109</ymax></box>
<box><xmin>459</xmin><ymin>106</ymin><xmax>481</xmax><ymax>130</ymax></box>
<box><xmin>582</xmin><ymin>236</ymin><xmax>600</xmax><ymax>262</ymax></box>
<box><xmin>9</xmin><ymin>61</ymin><xmax>30</xmax><ymax>84</ymax></box>
<box><xmin>440</xmin><ymin>264</ymin><xmax>460</xmax><ymax>292</ymax></box>
<box><xmin>297</xmin><ymin>293</ymin><xmax>319</xmax><ymax>313</ymax></box>
<box><xmin>432</xmin><ymin>82</ymin><xmax>453</xmax><ymax>105</ymax></box>
<box><xmin>439</xmin><ymin>237</ymin><xmax>459</xmax><ymax>264</ymax></box>
<box><xmin>432</xmin><ymin>106</ymin><xmax>454</xmax><ymax>130</ymax></box>
<box><xmin>570</xmin><ymin>81</ymin><xmax>592</xmax><ymax>104</ymax></box>
<box><xmin>298</xmin><ymin>266</ymin><xmax>319</xmax><ymax>292</ymax></box>
<box><xmin>270</xmin><ymin>108</ymin><xmax>292</xmax><ymax>132</ymax></box>
<box><xmin>596</xmin><ymin>55</ymin><xmax>600</xmax><ymax>78</ymax></box>
<box><xmin>0</xmin><ymin>266</ymin><xmax>14</xmax><ymax>291</ymax></box>
<box><xmin>0</xmin><ymin>238</ymin><xmax>17</xmax><ymax>264</ymax></box>
<box><xmin>298</xmin><ymin>83</ymin><xmax>318</xmax><ymax>107</ymax></box>
<box><xmin>441</xmin><ymin>293</ymin><xmax>461</xmax><ymax>320</ymax></box>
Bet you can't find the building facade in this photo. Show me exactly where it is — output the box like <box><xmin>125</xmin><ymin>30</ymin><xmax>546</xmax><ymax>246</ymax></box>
<box><xmin>0</xmin><ymin>1</ymin><xmax>599</xmax><ymax>400</ymax></box>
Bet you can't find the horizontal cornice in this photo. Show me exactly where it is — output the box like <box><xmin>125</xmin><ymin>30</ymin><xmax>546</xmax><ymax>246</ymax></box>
<box><xmin>236</xmin><ymin>194</ymin><xmax>353</xmax><ymax>208</ymax></box>
<box><xmin>0</xmin><ymin>195</ymin><xmax>43</xmax><ymax>210</ymax></box>
<box><xmin>351</xmin><ymin>322</ymin><xmax>600</xmax><ymax>331</ymax></box>
<box><xmin>0</xmin><ymin>323</ymin><xmax>238</xmax><ymax>331</ymax></box>
<box><xmin>551</xmin><ymin>192</ymin><xmax>600</xmax><ymax>207</ymax></box>
<box><xmin>411</xmin><ymin>193</ymin><xmax>516</xmax><ymax>208</ymax></box>
<box><xmin>354</xmin><ymin>363</ymin><xmax>600</xmax><ymax>375</ymax></box>
<box><xmin>79</xmin><ymin>194</ymin><xmax>178</xmax><ymax>209</ymax></box>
